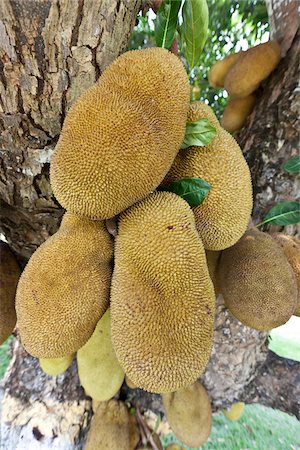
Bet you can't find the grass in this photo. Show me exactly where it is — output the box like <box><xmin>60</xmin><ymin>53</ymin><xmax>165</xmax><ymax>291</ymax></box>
<box><xmin>160</xmin><ymin>404</ymin><xmax>300</xmax><ymax>449</ymax></box>
<box><xmin>268</xmin><ymin>316</ymin><xmax>300</xmax><ymax>362</ymax></box>
<box><xmin>0</xmin><ymin>336</ymin><xmax>13</xmax><ymax>379</ymax></box>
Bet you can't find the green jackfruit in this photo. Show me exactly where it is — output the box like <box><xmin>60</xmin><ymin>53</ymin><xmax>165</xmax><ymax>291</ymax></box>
<box><xmin>51</xmin><ymin>48</ymin><xmax>190</xmax><ymax>220</ymax></box>
<box><xmin>162</xmin><ymin>381</ymin><xmax>212</xmax><ymax>448</ymax></box>
<box><xmin>85</xmin><ymin>400</ymin><xmax>139</xmax><ymax>450</ymax></box>
<box><xmin>271</xmin><ymin>233</ymin><xmax>300</xmax><ymax>316</ymax></box>
<box><xmin>0</xmin><ymin>242</ymin><xmax>20</xmax><ymax>344</ymax></box>
<box><xmin>111</xmin><ymin>191</ymin><xmax>215</xmax><ymax>393</ymax></box>
<box><xmin>77</xmin><ymin>309</ymin><xmax>124</xmax><ymax>401</ymax></box>
<box><xmin>208</xmin><ymin>51</ymin><xmax>242</xmax><ymax>88</ymax></box>
<box><xmin>39</xmin><ymin>355</ymin><xmax>74</xmax><ymax>376</ymax></box>
<box><xmin>164</xmin><ymin>101</ymin><xmax>253</xmax><ymax>250</ymax></box>
<box><xmin>16</xmin><ymin>213</ymin><xmax>113</xmax><ymax>358</ymax></box>
<box><xmin>221</xmin><ymin>94</ymin><xmax>256</xmax><ymax>133</ymax></box>
<box><xmin>219</xmin><ymin>229</ymin><xmax>297</xmax><ymax>330</ymax></box>
<box><xmin>223</xmin><ymin>402</ymin><xmax>245</xmax><ymax>421</ymax></box>
<box><xmin>224</xmin><ymin>41</ymin><xmax>281</xmax><ymax>98</ymax></box>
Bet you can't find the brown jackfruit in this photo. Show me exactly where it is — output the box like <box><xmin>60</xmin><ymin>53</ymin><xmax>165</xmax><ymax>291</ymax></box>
<box><xmin>162</xmin><ymin>381</ymin><xmax>212</xmax><ymax>448</ymax></box>
<box><xmin>223</xmin><ymin>402</ymin><xmax>245</xmax><ymax>421</ymax></box>
<box><xmin>219</xmin><ymin>229</ymin><xmax>297</xmax><ymax>330</ymax></box>
<box><xmin>50</xmin><ymin>48</ymin><xmax>190</xmax><ymax>220</ymax></box>
<box><xmin>85</xmin><ymin>400</ymin><xmax>139</xmax><ymax>450</ymax></box>
<box><xmin>0</xmin><ymin>242</ymin><xmax>20</xmax><ymax>344</ymax></box>
<box><xmin>271</xmin><ymin>233</ymin><xmax>300</xmax><ymax>316</ymax></box>
<box><xmin>16</xmin><ymin>213</ymin><xmax>113</xmax><ymax>358</ymax></box>
<box><xmin>39</xmin><ymin>355</ymin><xmax>74</xmax><ymax>376</ymax></box>
<box><xmin>111</xmin><ymin>191</ymin><xmax>215</xmax><ymax>393</ymax></box>
<box><xmin>224</xmin><ymin>41</ymin><xmax>281</xmax><ymax>98</ymax></box>
<box><xmin>221</xmin><ymin>94</ymin><xmax>256</xmax><ymax>133</ymax></box>
<box><xmin>77</xmin><ymin>309</ymin><xmax>124</xmax><ymax>401</ymax></box>
<box><xmin>208</xmin><ymin>51</ymin><xmax>242</xmax><ymax>88</ymax></box>
<box><xmin>164</xmin><ymin>101</ymin><xmax>253</xmax><ymax>250</ymax></box>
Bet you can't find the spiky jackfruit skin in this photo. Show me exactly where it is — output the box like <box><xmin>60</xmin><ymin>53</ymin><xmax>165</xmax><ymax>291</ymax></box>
<box><xmin>205</xmin><ymin>250</ymin><xmax>221</xmax><ymax>296</ymax></box>
<box><xmin>164</xmin><ymin>102</ymin><xmax>253</xmax><ymax>251</ymax></box>
<box><xmin>221</xmin><ymin>94</ymin><xmax>256</xmax><ymax>133</ymax></box>
<box><xmin>162</xmin><ymin>381</ymin><xmax>212</xmax><ymax>448</ymax></box>
<box><xmin>50</xmin><ymin>48</ymin><xmax>190</xmax><ymax>220</ymax></box>
<box><xmin>77</xmin><ymin>309</ymin><xmax>124</xmax><ymax>401</ymax></box>
<box><xmin>85</xmin><ymin>400</ymin><xmax>139</xmax><ymax>450</ymax></box>
<box><xmin>16</xmin><ymin>213</ymin><xmax>113</xmax><ymax>358</ymax></box>
<box><xmin>271</xmin><ymin>233</ymin><xmax>300</xmax><ymax>316</ymax></box>
<box><xmin>224</xmin><ymin>41</ymin><xmax>281</xmax><ymax>98</ymax></box>
<box><xmin>208</xmin><ymin>52</ymin><xmax>242</xmax><ymax>88</ymax></box>
<box><xmin>39</xmin><ymin>355</ymin><xmax>73</xmax><ymax>376</ymax></box>
<box><xmin>223</xmin><ymin>402</ymin><xmax>245</xmax><ymax>421</ymax></box>
<box><xmin>219</xmin><ymin>229</ymin><xmax>297</xmax><ymax>330</ymax></box>
<box><xmin>111</xmin><ymin>192</ymin><xmax>215</xmax><ymax>393</ymax></box>
<box><xmin>0</xmin><ymin>242</ymin><xmax>20</xmax><ymax>344</ymax></box>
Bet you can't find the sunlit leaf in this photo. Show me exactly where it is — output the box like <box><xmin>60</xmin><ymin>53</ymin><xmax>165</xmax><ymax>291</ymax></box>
<box><xmin>154</xmin><ymin>0</ymin><xmax>181</xmax><ymax>49</ymax></box>
<box><xmin>181</xmin><ymin>119</ymin><xmax>216</xmax><ymax>149</ymax></box>
<box><xmin>160</xmin><ymin>177</ymin><xmax>211</xmax><ymax>207</ymax></box>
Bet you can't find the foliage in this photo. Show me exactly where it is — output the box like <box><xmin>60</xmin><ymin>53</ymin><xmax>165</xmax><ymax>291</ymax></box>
<box><xmin>128</xmin><ymin>0</ymin><xmax>269</xmax><ymax>117</ymax></box>
<box><xmin>181</xmin><ymin>119</ymin><xmax>216</xmax><ymax>149</ymax></box>
<box><xmin>0</xmin><ymin>336</ymin><xmax>13</xmax><ymax>379</ymax></box>
<box><xmin>283</xmin><ymin>155</ymin><xmax>300</xmax><ymax>173</ymax></box>
<box><xmin>257</xmin><ymin>201</ymin><xmax>300</xmax><ymax>227</ymax></box>
<box><xmin>160</xmin><ymin>177</ymin><xmax>211</xmax><ymax>208</ymax></box>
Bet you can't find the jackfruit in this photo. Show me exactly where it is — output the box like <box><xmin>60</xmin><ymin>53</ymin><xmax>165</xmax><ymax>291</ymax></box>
<box><xmin>205</xmin><ymin>250</ymin><xmax>221</xmax><ymax>296</ymax></box>
<box><xmin>271</xmin><ymin>233</ymin><xmax>300</xmax><ymax>316</ymax></box>
<box><xmin>224</xmin><ymin>41</ymin><xmax>281</xmax><ymax>98</ymax></box>
<box><xmin>39</xmin><ymin>355</ymin><xmax>74</xmax><ymax>376</ymax></box>
<box><xmin>187</xmin><ymin>100</ymin><xmax>220</xmax><ymax>129</ymax></box>
<box><xmin>166</xmin><ymin>445</ymin><xmax>184</xmax><ymax>450</ymax></box>
<box><xmin>223</xmin><ymin>402</ymin><xmax>245</xmax><ymax>421</ymax></box>
<box><xmin>50</xmin><ymin>48</ymin><xmax>190</xmax><ymax>220</ymax></box>
<box><xmin>0</xmin><ymin>242</ymin><xmax>20</xmax><ymax>344</ymax></box>
<box><xmin>164</xmin><ymin>101</ymin><xmax>253</xmax><ymax>250</ymax></box>
<box><xmin>111</xmin><ymin>191</ymin><xmax>215</xmax><ymax>393</ymax></box>
<box><xmin>221</xmin><ymin>94</ymin><xmax>256</xmax><ymax>133</ymax></box>
<box><xmin>77</xmin><ymin>309</ymin><xmax>124</xmax><ymax>401</ymax></box>
<box><xmin>16</xmin><ymin>213</ymin><xmax>113</xmax><ymax>358</ymax></box>
<box><xmin>84</xmin><ymin>400</ymin><xmax>139</xmax><ymax>450</ymax></box>
<box><xmin>219</xmin><ymin>229</ymin><xmax>297</xmax><ymax>330</ymax></box>
<box><xmin>208</xmin><ymin>51</ymin><xmax>242</xmax><ymax>88</ymax></box>
<box><xmin>125</xmin><ymin>375</ymin><xmax>137</xmax><ymax>389</ymax></box>
<box><xmin>162</xmin><ymin>381</ymin><xmax>212</xmax><ymax>448</ymax></box>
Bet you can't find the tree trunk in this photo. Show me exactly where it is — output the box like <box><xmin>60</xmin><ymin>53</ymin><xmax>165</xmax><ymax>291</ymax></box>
<box><xmin>0</xmin><ymin>0</ymin><xmax>299</xmax><ymax>448</ymax></box>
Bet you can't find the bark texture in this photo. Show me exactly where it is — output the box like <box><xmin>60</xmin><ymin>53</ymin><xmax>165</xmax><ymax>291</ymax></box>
<box><xmin>0</xmin><ymin>0</ymin><xmax>299</xmax><ymax>448</ymax></box>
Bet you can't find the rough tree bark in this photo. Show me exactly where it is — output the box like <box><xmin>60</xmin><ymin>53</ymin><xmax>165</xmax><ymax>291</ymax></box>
<box><xmin>0</xmin><ymin>0</ymin><xmax>299</xmax><ymax>448</ymax></box>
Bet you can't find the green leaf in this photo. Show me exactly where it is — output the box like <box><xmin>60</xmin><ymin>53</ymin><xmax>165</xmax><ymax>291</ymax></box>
<box><xmin>154</xmin><ymin>0</ymin><xmax>181</xmax><ymax>49</ymax></box>
<box><xmin>181</xmin><ymin>0</ymin><xmax>209</xmax><ymax>69</ymax></box>
<box><xmin>283</xmin><ymin>156</ymin><xmax>300</xmax><ymax>173</ymax></box>
<box><xmin>257</xmin><ymin>201</ymin><xmax>300</xmax><ymax>227</ymax></box>
<box><xmin>181</xmin><ymin>118</ymin><xmax>216</xmax><ymax>149</ymax></box>
<box><xmin>160</xmin><ymin>177</ymin><xmax>211</xmax><ymax>208</ymax></box>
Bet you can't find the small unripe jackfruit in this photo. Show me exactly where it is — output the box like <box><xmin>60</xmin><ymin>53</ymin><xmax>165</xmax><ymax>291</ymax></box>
<box><xmin>223</xmin><ymin>402</ymin><xmax>245</xmax><ymax>421</ymax></box>
<box><xmin>221</xmin><ymin>94</ymin><xmax>256</xmax><ymax>133</ymax></box>
<box><xmin>164</xmin><ymin>101</ymin><xmax>253</xmax><ymax>250</ymax></box>
<box><xmin>51</xmin><ymin>48</ymin><xmax>190</xmax><ymax>220</ymax></box>
<box><xmin>224</xmin><ymin>41</ymin><xmax>281</xmax><ymax>98</ymax></box>
<box><xmin>162</xmin><ymin>381</ymin><xmax>212</xmax><ymax>448</ymax></box>
<box><xmin>77</xmin><ymin>309</ymin><xmax>124</xmax><ymax>401</ymax></box>
<box><xmin>0</xmin><ymin>242</ymin><xmax>20</xmax><ymax>344</ymax></box>
<box><xmin>219</xmin><ymin>229</ymin><xmax>297</xmax><ymax>330</ymax></box>
<box><xmin>111</xmin><ymin>192</ymin><xmax>215</xmax><ymax>393</ymax></box>
<box><xmin>16</xmin><ymin>213</ymin><xmax>113</xmax><ymax>358</ymax></box>
<box><xmin>85</xmin><ymin>400</ymin><xmax>139</xmax><ymax>450</ymax></box>
<box><xmin>208</xmin><ymin>51</ymin><xmax>242</xmax><ymax>88</ymax></box>
<box><xmin>271</xmin><ymin>233</ymin><xmax>300</xmax><ymax>316</ymax></box>
<box><xmin>39</xmin><ymin>355</ymin><xmax>73</xmax><ymax>376</ymax></box>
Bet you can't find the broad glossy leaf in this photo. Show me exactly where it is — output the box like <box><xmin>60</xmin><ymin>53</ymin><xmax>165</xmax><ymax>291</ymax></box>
<box><xmin>258</xmin><ymin>201</ymin><xmax>300</xmax><ymax>226</ymax></box>
<box><xmin>181</xmin><ymin>118</ymin><xmax>216</xmax><ymax>149</ymax></box>
<box><xmin>283</xmin><ymin>156</ymin><xmax>300</xmax><ymax>173</ymax></box>
<box><xmin>154</xmin><ymin>0</ymin><xmax>181</xmax><ymax>49</ymax></box>
<box><xmin>160</xmin><ymin>177</ymin><xmax>211</xmax><ymax>208</ymax></box>
<box><xmin>182</xmin><ymin>0</ymin><xmax>209</xmax><ymax>69</ymax></box>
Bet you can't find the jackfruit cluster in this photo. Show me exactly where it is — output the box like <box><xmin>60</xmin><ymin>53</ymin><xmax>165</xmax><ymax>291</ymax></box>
<box><xmin>162</xmin><ymin>381</ymin><xmax>212</xmax><ymax>448</ymax></box>
<box><xmin>0</xmin><ymin>242</ymin><xmax>20</xmax><ymax>344</ymax></box>
<box><xmin>218</xmin><ymin>229</ymin><xmax>297</xmax><ymax>330</ymax></box>
<box><xmin>111</xmin><ymin>191</ymin><xmax>215</xmax><ymax>393</ymax></box>
<box><xmin>164</xmin><ymin>101</ymin><xmax>253</xmax><ymax>251</ymax></box>
<box><xmin>50</xmin><ymin>48</ymin><xmax>190</xmax><ymax>219</ymax></box>
<box><xmin>209</xmin><ymin>41</ymin><xmax>281</xmax><ymax>132</ymax></box>
<box><xmin>16</xmin><ymin>213</ymin><xmax>113</xmax><ymax>358</ymax></box>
